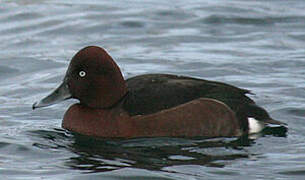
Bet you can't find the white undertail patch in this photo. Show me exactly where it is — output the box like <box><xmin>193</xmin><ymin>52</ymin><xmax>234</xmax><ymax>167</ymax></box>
<box><xmin>248</xmin><ymin>117</ymin><xmax>264</xmax><ymax>134</ymax></box>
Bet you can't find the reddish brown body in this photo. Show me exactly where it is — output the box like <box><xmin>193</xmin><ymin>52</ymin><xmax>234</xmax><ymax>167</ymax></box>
<box><xmin>63</xmin><ymin>98</ymin><xmax>241</xmax><ymax>138</ymax></box>
<box><xmin>33</xmin><ymin>46</ymin><xmax>284</xmax><ymax>138</ymax></box>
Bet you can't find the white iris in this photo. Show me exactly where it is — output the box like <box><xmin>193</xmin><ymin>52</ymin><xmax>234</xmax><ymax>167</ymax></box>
<box><xmin>79</xmin><ymin>71</ymin><xmax>86</xmax><ymax>77</ymax></box>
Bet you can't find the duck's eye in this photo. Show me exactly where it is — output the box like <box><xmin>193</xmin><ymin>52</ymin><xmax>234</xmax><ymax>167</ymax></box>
<box><xmin>79</xmin><ymin>71</ymin><xmax>86</xmax><ymax>77</ymax></box>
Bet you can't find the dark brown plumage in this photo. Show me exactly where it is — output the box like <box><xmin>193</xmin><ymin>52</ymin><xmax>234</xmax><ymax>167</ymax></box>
<box><xmin>123</xmin><ymin>74</ymin><xmax>282</xmax><ymax>132</ymax></box>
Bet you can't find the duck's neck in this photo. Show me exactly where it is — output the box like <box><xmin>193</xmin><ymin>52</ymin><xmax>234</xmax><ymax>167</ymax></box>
<box><xmin>85</xmin><ymin>74</ymin><xmax>128</xmax><ymax>108</ymax></box>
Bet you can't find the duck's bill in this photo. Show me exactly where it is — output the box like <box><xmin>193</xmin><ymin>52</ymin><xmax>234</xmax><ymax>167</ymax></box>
<box><xmin>32</xmin><ymin>81</ymin><xmax>71</xmax><ymax>110</ymax></box>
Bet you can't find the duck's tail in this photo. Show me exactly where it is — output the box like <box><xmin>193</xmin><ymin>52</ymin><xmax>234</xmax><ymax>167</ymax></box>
<box><xmin>264</xmin><ymin>118</ymin><xmax>287</xmax><ymax>126</ymax></box>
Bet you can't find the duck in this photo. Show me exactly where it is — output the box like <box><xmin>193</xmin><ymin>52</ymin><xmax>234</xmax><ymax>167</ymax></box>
<box><xmin>32</xmin><ymin>46</ymin><xmax>286</xmax><ymax>138</ymax></box>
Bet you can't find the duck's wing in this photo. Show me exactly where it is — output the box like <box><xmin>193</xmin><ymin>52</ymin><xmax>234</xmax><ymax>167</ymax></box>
<box><xmin>123</xmin><ymin>74</ymin><xmax>254</xmax><ymax>116</ymax></box>
<box><xmin>129</xmin><ymin>98</ymin><xmax>242</xmax><ymax>137</ymax></box>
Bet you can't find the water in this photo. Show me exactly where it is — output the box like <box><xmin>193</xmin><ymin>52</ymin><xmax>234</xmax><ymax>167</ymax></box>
<box><xmin>0</xmin><ymin>0</ymin><xmax>305</xmax><ymax>179</ymax></box>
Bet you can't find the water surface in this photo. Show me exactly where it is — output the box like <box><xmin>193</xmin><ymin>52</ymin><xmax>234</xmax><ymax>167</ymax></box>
<box><xmin>1</xmin><ymin>0</ymin><xmax>305</xmax><ymax>179</ymax></box>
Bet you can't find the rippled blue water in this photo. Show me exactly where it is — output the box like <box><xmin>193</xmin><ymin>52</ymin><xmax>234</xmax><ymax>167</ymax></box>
<box><xmin>1</xmin><ymin>0</ymin><xmax>305</xmax><ymax>179</ymax></box>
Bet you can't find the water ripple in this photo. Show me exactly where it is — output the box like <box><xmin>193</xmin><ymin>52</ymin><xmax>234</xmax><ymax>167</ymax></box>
<box><xmin>0</xmin><ymin>0</ymin><xmax>304</xmax><ymax>179</ymax></box>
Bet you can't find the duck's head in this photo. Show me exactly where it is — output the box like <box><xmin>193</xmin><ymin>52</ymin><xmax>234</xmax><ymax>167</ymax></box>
<box><xmin>33</xmin><ymin>46</ymin><xmax>127</xmax><ymax>109</ymax></box>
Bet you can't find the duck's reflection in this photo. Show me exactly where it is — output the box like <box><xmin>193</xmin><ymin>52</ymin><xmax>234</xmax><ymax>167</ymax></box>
<box><xmin>29</xmin><ymin>126</ymin><xmax>287</xmax><ymax>173</ymax></box>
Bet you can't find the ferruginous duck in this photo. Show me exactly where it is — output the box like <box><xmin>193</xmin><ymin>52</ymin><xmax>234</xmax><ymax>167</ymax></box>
<box><xmin>32</xmin><ymin>46</ymin><xmax>286</xmax><ymax>138</ymax></box>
